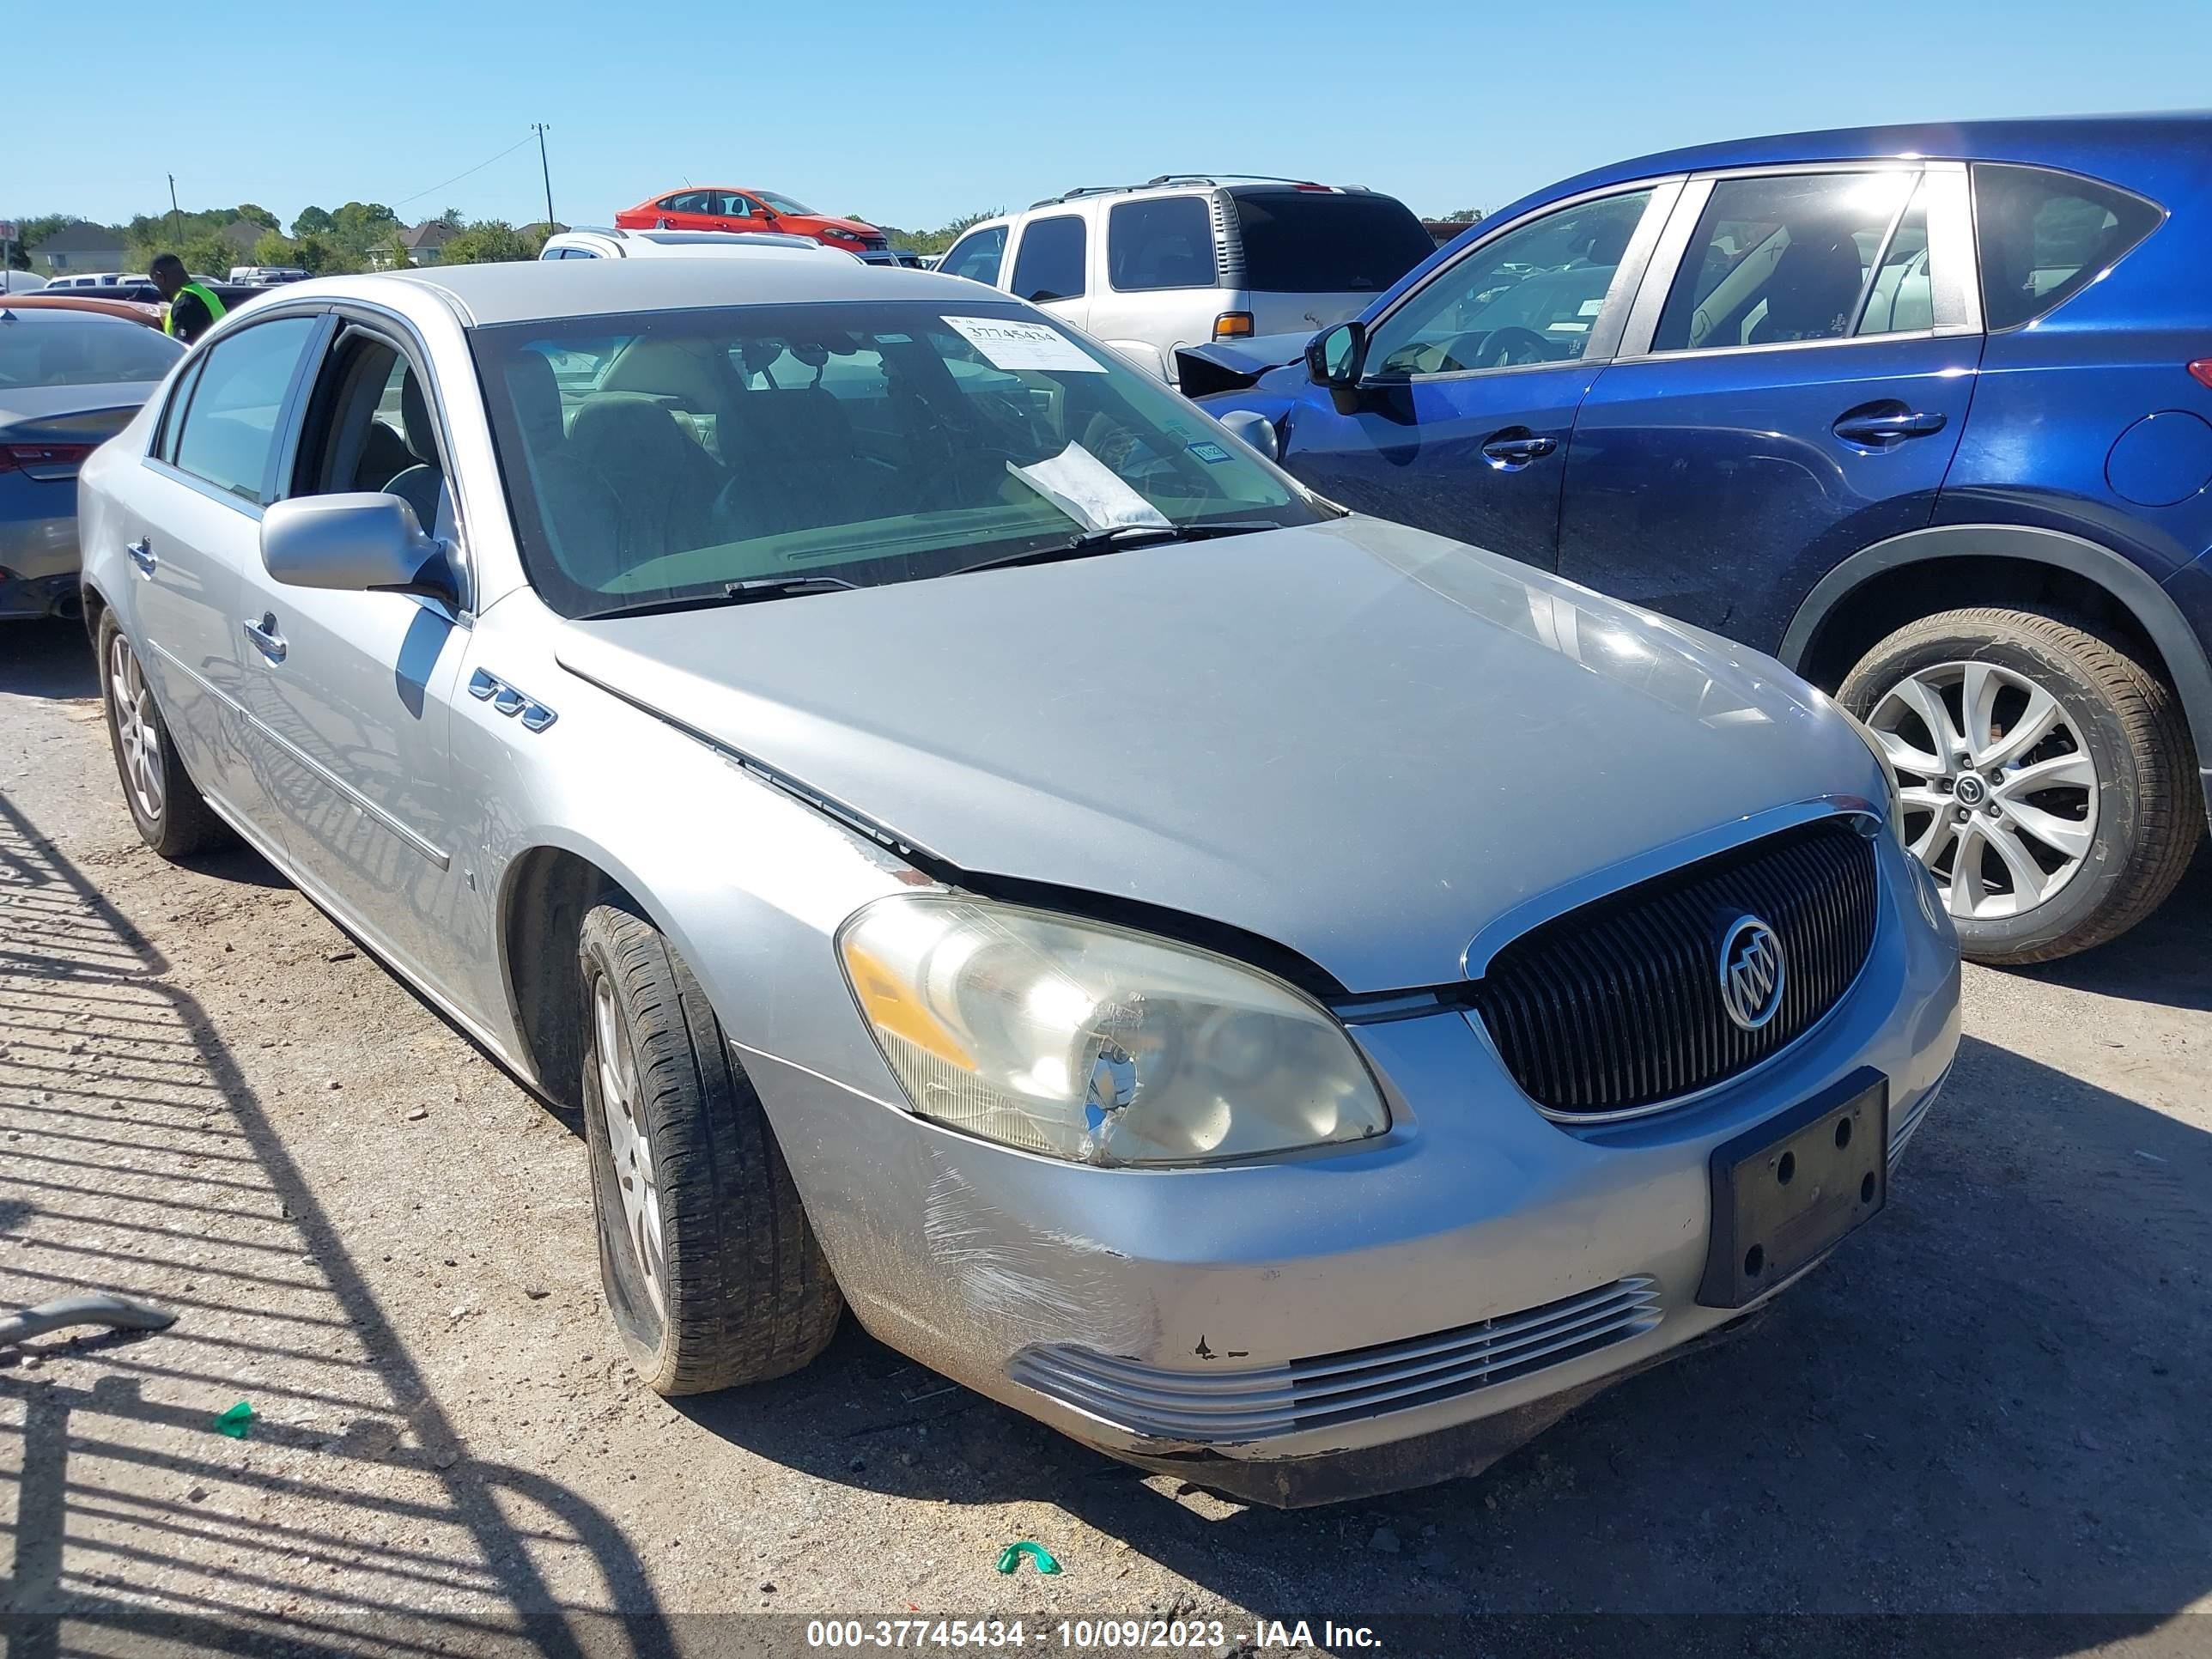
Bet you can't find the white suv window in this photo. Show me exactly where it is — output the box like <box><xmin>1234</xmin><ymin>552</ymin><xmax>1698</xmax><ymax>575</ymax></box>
<box><xmin>1107</xmin><ymin>197</ymin><xmax>1214</xmax><ymax>291</ymax></box>
<box><xmin>939</xmin><ymin>225</ymin><xmax>1007</xmax><ymax>284</ymax></box>
<box><xmin>1010</xmin><ymin>216</ymin><xmax>1085</xmax><ymax>303</ymax></box>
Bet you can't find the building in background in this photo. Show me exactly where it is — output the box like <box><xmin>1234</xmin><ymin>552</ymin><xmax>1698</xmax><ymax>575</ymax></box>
<box><xmin>32</xmin><ymin>222</ymin><xmax>127</xmax><ymax>275</ymax></box>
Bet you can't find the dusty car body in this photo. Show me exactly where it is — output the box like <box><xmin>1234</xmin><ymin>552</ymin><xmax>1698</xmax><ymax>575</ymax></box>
<box><xmin>76</xmin><ymin>259</ymin><xmax>1959</xmax><ymax>1504</ymax></box>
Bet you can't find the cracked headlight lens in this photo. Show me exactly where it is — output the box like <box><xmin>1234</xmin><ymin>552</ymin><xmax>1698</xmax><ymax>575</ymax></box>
<box><xmin>838</xmin><ymin>894</ymin><xmax>1389</xmax><ymax>1166</ymax></box>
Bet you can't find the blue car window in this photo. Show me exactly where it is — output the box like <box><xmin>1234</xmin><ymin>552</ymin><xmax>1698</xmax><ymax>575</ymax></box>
<box><xmin>1364</xmin><ymin>191</ymin><xmax>1652</xmax><ymax>380</ymax></box>
<box><xmin>1652</xmin><ymin>172</ymin><xmax>1916</xmax><ymax>353</ymax></box>
<box><xmin>1971</xmin><ymin>163</ymin><xmax>2162</xmax><ymax>331</ymax></box>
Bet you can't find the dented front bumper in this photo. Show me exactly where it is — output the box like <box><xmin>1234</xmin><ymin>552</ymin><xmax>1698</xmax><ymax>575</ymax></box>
<box><xmin>754</xmin><ymin>846</ymin><xmax>1960</xmax><ymax>1507</ymax></box>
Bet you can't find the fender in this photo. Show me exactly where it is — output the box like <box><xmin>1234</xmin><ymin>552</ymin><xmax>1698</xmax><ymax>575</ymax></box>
<box><xmin>1780</xmin><ymin>522</ymin><xmax>2212</xmax><ymax>823</ymax></box>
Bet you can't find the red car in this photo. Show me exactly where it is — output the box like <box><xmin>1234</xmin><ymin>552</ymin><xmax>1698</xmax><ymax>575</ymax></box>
<box><xmin>614</xmin><ymin>187</ymin><xmax>890</xmax><ymax>257</ymax></box>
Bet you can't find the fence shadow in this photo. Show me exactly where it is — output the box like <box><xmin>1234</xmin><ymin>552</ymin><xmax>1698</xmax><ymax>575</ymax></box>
<box><xmin>0</xmin><ymin>789</ymin><xmax>676</xmax><ymax>1657</ymax></box>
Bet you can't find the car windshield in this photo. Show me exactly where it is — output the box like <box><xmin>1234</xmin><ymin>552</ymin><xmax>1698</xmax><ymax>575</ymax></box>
<box><xmin>471</xmin><ymin>300</ymin><xmax>1321</xmax><ymax>618</ymax></box>
<box><xmin>0</xmin><ymin>313</ymin><xmax>181</xmax><ymax>388</ymax></box>
<box><xmin>756</xmin><ymin>191</ymin><xmax>816</xmax><ymax>216</ymax></box>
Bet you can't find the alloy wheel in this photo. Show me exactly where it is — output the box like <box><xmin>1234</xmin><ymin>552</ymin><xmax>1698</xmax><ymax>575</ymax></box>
<box><xmin>107</xmin><ymin>632</ymin><xmax>166</xmax><ymax>825</ymax></box>
<box><xmin>1867</xmin><ymin>660</ymin><xmax>2098</xmax><ymax>921</ymax></box>
<box><xmin>592</xmin><ymin>974</ymin><xmax>666</xmax><ymax>1321</ymax></box>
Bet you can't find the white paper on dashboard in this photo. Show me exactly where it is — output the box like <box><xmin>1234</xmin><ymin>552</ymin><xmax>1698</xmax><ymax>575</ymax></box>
<box><xmin>1007</xmin><ymin>444</ymin><xmax>1173</xmax><ymax>533</ymax></box>
<box><xmin>941</xmin><ymin>314</ymin><xmax>1107</xmax><ymax>373</ymax></box>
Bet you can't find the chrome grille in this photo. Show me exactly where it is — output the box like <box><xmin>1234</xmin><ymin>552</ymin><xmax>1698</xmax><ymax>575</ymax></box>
<box><xmin>1472</xmin><ymin>816</ymin><xmax>1880</xmax><ymax>1116</ymax></box>
<box><xmin>1010</xmin><ymin>1277</ymin><xmax>1661</xmax><ymax>1443</ymax></box>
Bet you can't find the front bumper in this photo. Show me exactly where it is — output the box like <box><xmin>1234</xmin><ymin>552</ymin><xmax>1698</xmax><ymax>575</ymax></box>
<box><xmin>757</xmin><ymin>836</ymin><xmax>1961</xmax><ymax>1506</ymax></box>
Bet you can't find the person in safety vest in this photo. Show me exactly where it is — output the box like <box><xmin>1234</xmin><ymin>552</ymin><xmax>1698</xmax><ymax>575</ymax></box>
<box><xmin>151</xmin><ymin>254</ymin><xmax>225</xmax><ymax>344</ymax></box>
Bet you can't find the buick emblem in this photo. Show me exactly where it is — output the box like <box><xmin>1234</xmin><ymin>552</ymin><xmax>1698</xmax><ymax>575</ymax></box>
<box><xmin>1717</xmin><ymin>916</ymin><xmax>1786</xmax><ymax>1031</ymax></box>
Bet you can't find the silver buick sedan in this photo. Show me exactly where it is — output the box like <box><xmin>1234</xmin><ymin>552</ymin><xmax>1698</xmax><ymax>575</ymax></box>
<box><xmin>77</xmin><ymin>260</ymin><xmax>1960</xmax><ymax>1505</ymax></box>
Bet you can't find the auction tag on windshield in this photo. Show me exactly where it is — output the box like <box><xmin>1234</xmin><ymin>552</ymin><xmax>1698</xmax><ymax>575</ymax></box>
<box><xmin>942</xmin><ymin>315</ymin><xmax>1106</xmax><ymax>373</ymax></box>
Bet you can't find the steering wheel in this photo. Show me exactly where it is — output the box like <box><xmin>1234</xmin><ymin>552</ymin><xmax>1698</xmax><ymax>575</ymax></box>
<box><xmin>1472</xmin><ymin>325</ymin><xmax>1558</xmax><ymax>368</ymax></box>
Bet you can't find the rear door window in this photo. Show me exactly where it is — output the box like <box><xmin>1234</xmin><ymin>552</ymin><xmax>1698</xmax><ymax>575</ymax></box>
<box><xmin>1651</xmin><ymin>171</ymin><xmax>1919</xmax><ymax>353</ymax></box>
<box><xmin>1010</xmin><ymin>216</ymin><xmax>1086</xmax><ymax>302</ymax></box>
<box><xmin>1228</xmin><ymin>190</ymin><xmax>1435</xmax><ymax>295</ymax></box>
<box><xmin>168</xmin><ymin>315</ymin><xmax>319</xmax><ymax>505</ymax></box>
<box><xmin>1107</xmin><ymin>197</ymin><xmax>1215</xmax><ymax>291</ymax></box>
<box><xmin>1972</xmin><ymin>163</ymin><xmax>2162</xmax><ymax>331</ymax></box>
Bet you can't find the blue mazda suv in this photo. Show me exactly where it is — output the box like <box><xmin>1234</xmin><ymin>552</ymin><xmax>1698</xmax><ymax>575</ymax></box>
<box><xmin>1190</xmin><ymin>115</ymin><xmax>2212</xmax><ymax>965</ymax></box>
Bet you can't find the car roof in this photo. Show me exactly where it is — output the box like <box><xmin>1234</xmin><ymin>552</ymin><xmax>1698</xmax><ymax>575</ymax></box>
<box><xmin>1524</xmin><ymin>112</ymin><xmax>2212</xmax><ymax>216</ymax></box>
<box><xmin>0</xmin><ymin>295</ymin><xmax>164</xmax><ymax>325</ymax></box>
<box><xmin>315</xmin><ymin>258</ymin><xmax>991</xmax><ymax>325</ymax></box>
<box><xmin>0</xmin><ymin>301</ymin><xmax>160</xmax><ymax>326</ymax></box>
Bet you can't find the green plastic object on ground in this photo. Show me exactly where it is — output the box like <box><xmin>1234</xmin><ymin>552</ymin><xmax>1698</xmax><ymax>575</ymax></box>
<box><xmin>995</xmin><ymin>1540</ymin><xmax>1061</xmax><ymax>1575</ymax></box>
<box><xmin>211</xmin><ymin>1401</ymin><xmax>254</xmax><ymax>1439</ymax></box>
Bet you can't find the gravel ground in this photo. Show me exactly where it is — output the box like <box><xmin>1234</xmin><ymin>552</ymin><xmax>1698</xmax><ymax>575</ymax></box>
<box><xmin>3</xmin><ymin>617</ymin><xmax>2208</xmax><ymax>1658</ymax></box>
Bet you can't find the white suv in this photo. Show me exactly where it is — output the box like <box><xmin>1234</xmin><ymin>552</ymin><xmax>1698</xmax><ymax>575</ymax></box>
<box><xmin>936</xmin><ymin>175</ymin><xmax>1435</xmax><ymax>383</ymax></box>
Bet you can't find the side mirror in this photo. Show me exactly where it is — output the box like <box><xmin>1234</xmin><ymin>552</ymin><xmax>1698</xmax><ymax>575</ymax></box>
<box><xmin>260</xmin><ymin>492</ymin><xmax>447</xmax><ymax>599</ymax></box>
<box><xmin>1305</xmin><ymin>322</ymin><xmax>1368</xmax><ymax>415</ymax></box>
<box><xmin>1215</xmin><ymin>409</ymin><xmax>1279</xmax><ymax>465</ymax></box>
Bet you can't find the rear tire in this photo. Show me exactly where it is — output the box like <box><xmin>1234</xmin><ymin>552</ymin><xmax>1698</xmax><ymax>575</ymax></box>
<box><xmin>578</xmin><ymin>900</ymin><xmax>842</xmax><ymax>1394</ymax></box>
<box><xmin>1838</xmin><ymin>606</ymin><xmax>2199</xmax><ymax>964</ymax></box>
<box><xmin>96</xmin><ymin>611</ymin><xmax>232</xmax><ymax>860</ymax></box>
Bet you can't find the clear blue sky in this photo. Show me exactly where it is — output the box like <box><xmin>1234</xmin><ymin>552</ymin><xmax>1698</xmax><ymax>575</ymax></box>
<box><xmin>11</xmin><ymin>0</ymin><xmax>2209</xmax><ymax>234</ymax></box>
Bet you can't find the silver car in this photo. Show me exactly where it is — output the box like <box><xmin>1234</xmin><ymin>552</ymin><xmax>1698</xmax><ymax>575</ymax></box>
<box><xmin>76</xmin><ymin>260</ymin><xmax>1960</xmax><ymax>1505</ymax></box>
<box><xmin>1</xmin><ymin>305</ymin><xmax>182</xmax><ymax>620</ymax></box>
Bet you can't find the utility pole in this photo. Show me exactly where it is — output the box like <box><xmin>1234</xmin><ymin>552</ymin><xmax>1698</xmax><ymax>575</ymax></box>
<box><xmin>532</xmin><ymin>125</ymin><xmax>555</xmax><ymax>234</ymax></box>
<box><xmin>167</xmin><ymin>173</ymin><xmax>181</xmax><ymax>243</ymax></box>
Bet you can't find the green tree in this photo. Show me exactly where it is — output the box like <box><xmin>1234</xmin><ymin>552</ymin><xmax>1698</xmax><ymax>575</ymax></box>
<box><xmin>439</xmin><ymin>218</ymin><xmax>542</xmax><ymax>264</ymax></box>
<box><xmin>234</xmin><ymin>204</ymin><xmax>281</xmax><ymax>232</ymax></box>
<box><xmin>860</xmin><ymin>208</ymin><xmax>1002</xmax><ymax>256</ymax></box>
<box><xmin>292</xmin><ymin>233</ymin><xmax>360</xmax><ymax>276</ymax></box>
<box><xmin>251</xmin><ymin>229</ymin><xmax>300</xmax><ymax>267</ymax></box>
<box><xmin>1441</xmin><ymin>208</ymin><xmax>1486</xmax><ymax>224</ymax></box>
<box><xmin>329</xmin><ymin>202</ymin><xmax>401</xmax><ymax>256</ymax></box>
<box><xmin>292</xmin><ymin>205</ymin><xmax>335</xmax><ymax>238</ymax></box>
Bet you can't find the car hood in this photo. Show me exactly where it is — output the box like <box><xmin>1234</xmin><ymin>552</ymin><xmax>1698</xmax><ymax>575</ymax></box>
<box><xmin>0</xmin><ymin>382</ymin><xmax>161</xmax><ymax>433</ymax></box>
<box><xmin>1178</xmin><ymin>331</ymin><xmax>1311</xmax><ymax>378</ymax></box>
<box><xmin>554</xmin><ymin>517</ymin><xmax>1878</xmax><ymax>993</ymax></box>
<box><xmin>811</xmin><ymin>216</ymin><xmax>878</xmax><ymax>237</ymax></box>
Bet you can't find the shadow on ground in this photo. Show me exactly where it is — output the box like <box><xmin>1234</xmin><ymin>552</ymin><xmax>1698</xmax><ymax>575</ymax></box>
<box><xmin>0</xmin><ymin>621</ymin><xmax>97</xmax><ymax>702</ymax></box>
<box><xmin>0</xmin><ymin>791</ymin><xmax>675</xmax><ymax>1657</ymax></box>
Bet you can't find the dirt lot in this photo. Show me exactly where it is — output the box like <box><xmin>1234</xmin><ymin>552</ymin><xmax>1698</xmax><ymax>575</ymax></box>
<box><xmin>3</xmin><ymin>616</ymin><xmax>2209</xmax><ymax>1658</ymax></box>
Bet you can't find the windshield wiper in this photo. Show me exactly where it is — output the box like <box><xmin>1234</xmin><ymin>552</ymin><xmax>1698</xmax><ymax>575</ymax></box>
<box><xmin>578</xmin><ymin>575</ymin><xmax>857</xmax><ymax>622</ymax></box>
<box><xmin>952</xmin><ymin>520</ymin><xmax>1281</xmax><ymax>578</ymax></box>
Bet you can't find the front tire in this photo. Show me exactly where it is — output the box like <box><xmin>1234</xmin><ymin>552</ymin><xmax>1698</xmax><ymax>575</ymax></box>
<box><xmin>578</xmin><ymin>900</ymin><xmax>842</xmax><ymax>1395</ymax></box>
<box><xmin>96</xmin><ymin>611</ymin><xmax>231</xmax><ymax>860</ymax></box>
<box><xmin>1839</xmin><ymin>606</ymin><xmax>2199</xmax><ymax>964</ymax></box>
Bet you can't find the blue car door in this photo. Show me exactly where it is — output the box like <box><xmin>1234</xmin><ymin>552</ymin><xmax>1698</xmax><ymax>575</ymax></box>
<box><xmin>1279</xmin><ymin>185</ymin><xmax>1678</xmax><ymax>566</ymax></box>
<box><xmin>1557</xmin><ymin>167</ymin><xmax>1983</xmax><ymax>647</ymax></box>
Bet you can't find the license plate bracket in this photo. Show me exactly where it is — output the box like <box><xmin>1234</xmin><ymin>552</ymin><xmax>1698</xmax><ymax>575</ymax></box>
<box><xmin>1697</xmin><ymin>1068</ymin><xmax>1887</xmax><ymax>1310</ymax></box>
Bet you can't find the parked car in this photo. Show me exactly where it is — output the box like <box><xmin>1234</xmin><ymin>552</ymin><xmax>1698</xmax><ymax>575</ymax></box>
<box><xmin>0</xmin><ymin>270</ymin><xmax>48</xmax><ymax>294</ymax></box>
<box><xmin>228</xmin><ymin>265</ymin><xmax>312</xmax><ymax>284</ymax></box>
<box><xmin>1193</xmin><ymin>115</ymin><xmax>2212</xmax><ymax>965</ymax></box>
<box><xmin>938</xmin><ymin>175</ymin><xmax>1436</xmax><ymax>384</ymax></box>
<box><xmin>77</xmin><ymin>258</ymin><xmax>1957</xmax><ymax>1506</ymax></box>
<box><xmin>1</xmin><ymin>305</ymin><xmax>183</xmax><ymax>619</ymax></box>
<box><xmin>615</xmin><ymin>186</ymin><xmax>890</xmax><ymax>258</ymax></box>
<box><xmin>0</xmin><ymin>293</ymin><xmax>166</xmax><ymax>328</ymax></box>
<box><xmin>540</xmin><ymin>227</ymin><xmax>857</xmax><ymax>263</ymax></box>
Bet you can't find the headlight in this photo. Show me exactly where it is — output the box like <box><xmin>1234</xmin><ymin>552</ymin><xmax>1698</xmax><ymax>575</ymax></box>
<box><xmin>1837</xmin><ymin>704</ymin><xmax>1906</xmax><ymax>848</ymax></box>
<box><xmin>838</xmin><ymin>894</ymin><xmax>1390</xmax><ymax>1166</ymax></box>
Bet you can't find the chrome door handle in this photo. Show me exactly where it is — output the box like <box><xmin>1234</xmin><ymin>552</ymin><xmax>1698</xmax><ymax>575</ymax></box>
<box><xmin>1480</xmin><ymin>432</ymin><xmax>1559</xmax><ymax>469</ymax></box>
<box><xmin>126</xmin><ymin>539</ymin><xmax>156</xmax><ymax>575</ymax></box>
<box><xmin>241</xmin><ymin>614</ymin><xmax>287</xmax><ymax>664</ymax></box>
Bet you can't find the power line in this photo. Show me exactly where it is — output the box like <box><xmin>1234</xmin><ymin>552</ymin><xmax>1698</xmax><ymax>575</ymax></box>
<box><xmin>389</xmin><ymin>132</ymin><xmax>538</xmax><ymax>216</ymax></box>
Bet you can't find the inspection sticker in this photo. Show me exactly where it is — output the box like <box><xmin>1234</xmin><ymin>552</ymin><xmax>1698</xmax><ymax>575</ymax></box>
<box><xmin>942</xmin><ymin>315</ymin><xmax>1105</xmax><ymax>373</ymax></box>
<box><xmin>1188</xmin><ymin>441</ymin><xmax>1233</xmax><ymax>465</ymax></box>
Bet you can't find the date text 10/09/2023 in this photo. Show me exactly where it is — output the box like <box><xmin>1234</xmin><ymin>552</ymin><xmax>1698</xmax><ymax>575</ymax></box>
<box><xmin>804</xmin><ymin>1619</ymin><xmax>1383</xmax><ymax>1650</ymax></box>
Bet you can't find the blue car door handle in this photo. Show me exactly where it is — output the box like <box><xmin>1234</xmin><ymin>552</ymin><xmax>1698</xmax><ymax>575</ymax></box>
<box><xmin>1481</xmin><ymin>432</ymin><xmax>1559</xmax><ymax>468</ymax></box>
<box><xmin>1832</xmin><ymin>409</ymin><xmax>1948</xmax><ymax>445</ymax></box>
<box><xmin>125</xmin><ymin>538</ymin><xmax>156</xmax><ymax>575</ymax></box>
